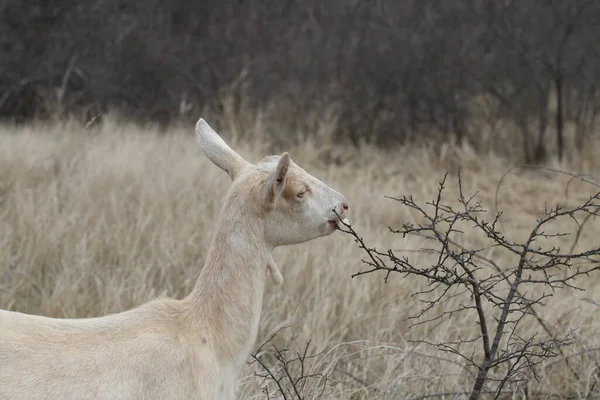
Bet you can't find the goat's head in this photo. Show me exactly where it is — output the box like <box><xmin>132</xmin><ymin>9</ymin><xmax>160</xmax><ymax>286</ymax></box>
<box><xmin>195</xmin><ymin>118</ymin><xmax>349</xmax><ymax>248</ymax></box>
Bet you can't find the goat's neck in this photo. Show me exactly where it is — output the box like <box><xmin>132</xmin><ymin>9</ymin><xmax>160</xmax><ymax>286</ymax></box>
<box><xmin>182</xmin><ymin>207</ymin><xmax>270</xmax><ymax>363</ymax></box>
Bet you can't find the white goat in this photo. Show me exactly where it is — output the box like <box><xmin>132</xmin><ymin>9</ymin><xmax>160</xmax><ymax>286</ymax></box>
<box><xmin>0</xmin><ymin>118</ymin><xmax>349</xmax><ymax>400</ymax></box>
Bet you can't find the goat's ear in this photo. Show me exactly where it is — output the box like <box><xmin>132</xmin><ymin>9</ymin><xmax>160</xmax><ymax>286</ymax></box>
<box><xmin>265</xmin><ymin>153</ymin><xmax>290</xmax><ymax>203</ymax></box>
<box><xmin>195</xmin><ymin>118</ymin><xmax>249</xmax><ymax>180</ymax></box>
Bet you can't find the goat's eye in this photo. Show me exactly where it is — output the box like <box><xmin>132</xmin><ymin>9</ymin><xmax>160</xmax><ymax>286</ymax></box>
<box><xmin>297</xmin><ymin>188</ymin><xmax>308</xmax><ymax>198</ymax></box>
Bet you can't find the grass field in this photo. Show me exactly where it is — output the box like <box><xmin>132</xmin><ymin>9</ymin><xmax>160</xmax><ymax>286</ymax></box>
<box><xmin>1</xmin><ymin>116</ymin><xmax>599</xmax><ymax>399</ymax></box>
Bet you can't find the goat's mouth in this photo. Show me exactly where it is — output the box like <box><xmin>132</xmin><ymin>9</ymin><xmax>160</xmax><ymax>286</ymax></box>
<box><xmin>328</xmin><ymin>217</ymin><xmax>350</xmax><ymax>230</ymax></box>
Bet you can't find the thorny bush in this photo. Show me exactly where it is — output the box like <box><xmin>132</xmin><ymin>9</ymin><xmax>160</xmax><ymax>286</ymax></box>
<box><xmin>337</xmin><ymin>172</ymin><xmax>600</xmax><ymax>399</ymax></box>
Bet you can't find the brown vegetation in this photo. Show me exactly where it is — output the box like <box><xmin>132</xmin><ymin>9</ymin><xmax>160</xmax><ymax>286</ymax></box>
<box><xmin>1</xmin><ymin>115</ymin><xmax>600</xmax><ymax>398</ymax></box>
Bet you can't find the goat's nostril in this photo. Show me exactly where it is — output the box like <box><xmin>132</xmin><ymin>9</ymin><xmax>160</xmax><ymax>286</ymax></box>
<box><xmin>342</xmin><ymin>203</ymin><xmax>349</xmax><ymax>211</ymax></box>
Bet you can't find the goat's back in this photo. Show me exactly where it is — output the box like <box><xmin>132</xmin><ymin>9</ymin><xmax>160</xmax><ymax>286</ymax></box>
<box><xmin>0</xmin><ymin>301</ymin><xmax>210</xmax><ymax>399</ymax></box>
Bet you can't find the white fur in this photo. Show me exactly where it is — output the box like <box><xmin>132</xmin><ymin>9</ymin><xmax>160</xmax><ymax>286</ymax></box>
<box><xmin>0</xmin><ymin>118</ymin><xmax>349</xmax><ymax>400</ymax></box>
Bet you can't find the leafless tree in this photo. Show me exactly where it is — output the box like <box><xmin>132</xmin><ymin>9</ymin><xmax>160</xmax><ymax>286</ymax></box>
<box><xmin>2</xmin><ymin>0</ymin><xmax>600</xmax><ymax>152</ymax></box>
<box><xmin>458</xmin><ymin>0</ymin><xmax>600</xmax><ymax>162</ymax></box>
<box><xmin>337</xmin><ymin>173</ymin><xmax>600</xmax><ymax>399</ymax></box>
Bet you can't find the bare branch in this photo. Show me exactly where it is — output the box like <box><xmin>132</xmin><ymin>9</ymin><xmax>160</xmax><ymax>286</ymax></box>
<box><xmin>339</xmin><ymin>172</ymin><xmax>600</xmax><ymax>399</ymax></box>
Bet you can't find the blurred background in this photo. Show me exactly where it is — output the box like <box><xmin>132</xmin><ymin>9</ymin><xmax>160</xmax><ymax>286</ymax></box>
<box><xmin>2</xmin><ymin>0</ymin><xmax>600</xmax><ymax>163</ymax></box>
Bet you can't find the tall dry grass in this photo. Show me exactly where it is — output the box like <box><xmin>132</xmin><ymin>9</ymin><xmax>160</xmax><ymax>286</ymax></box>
<box><xmin>1</xmin><ymin>116</ymin><xmax>599</xmax><ymax>399</ymax></box>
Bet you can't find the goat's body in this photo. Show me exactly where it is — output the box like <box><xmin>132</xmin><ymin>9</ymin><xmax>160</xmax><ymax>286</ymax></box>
<box><xmin>0</xmin><ymin>302</ymin><xmax>195</xmax><ymax>399</ymax></box>
<box><xmin>0</xmin><ymin>298</ymin><xmax>252</xmax><ymax>400</ymax></box>
<box><xmin>0</xmin><ymin>216</ymin><xmax>266</xmax><ymax>400</ymax></box>
<box><xmin>0</xmin><ymin>215</ymin><xmax>267</xmax><ymax>400</ymax></box>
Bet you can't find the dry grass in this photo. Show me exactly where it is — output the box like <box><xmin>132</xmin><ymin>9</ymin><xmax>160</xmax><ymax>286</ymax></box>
<box><xmin>1</xmin><ymin>116</ymin><xmax>600</xmax><ymax>399</ymax></box>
